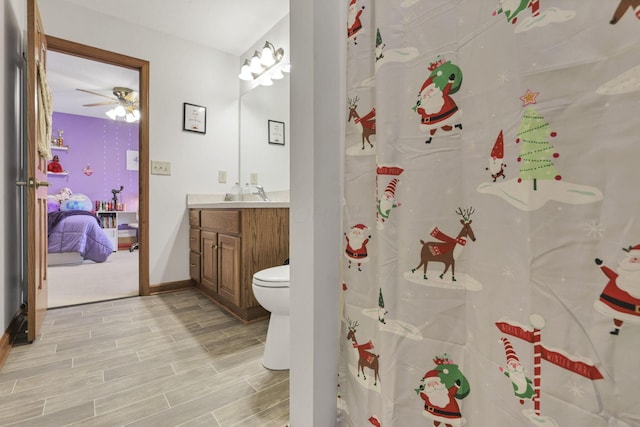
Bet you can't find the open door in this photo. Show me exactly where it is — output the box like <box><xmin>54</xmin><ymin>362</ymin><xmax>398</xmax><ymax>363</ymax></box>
<box><xmin>26</xmin><ymin>0</ymin><xmax>50</xmax><ymax>342</ymax></box>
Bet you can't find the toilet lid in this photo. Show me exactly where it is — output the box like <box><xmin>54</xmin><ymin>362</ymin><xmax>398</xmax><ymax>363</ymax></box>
<box><xmin>252</xmin><ymin>265</ymin><xmax>290</xmax><ymax>288</ymax></box>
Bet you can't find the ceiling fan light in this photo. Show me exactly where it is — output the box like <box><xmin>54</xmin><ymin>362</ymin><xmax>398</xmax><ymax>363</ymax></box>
<box><xmin>125</xmin><ymin>113</ymin><xmax>136</xmax><ymax>123</ymax></box>
<box><xmin>114</xmin><ymin>105</ymin><xmax>126</xmax><ymax>117</ymax></box>
<box><xmin>106</xmin><ymin>109</ymin><xmax>118</xmax><ymax>120</ymax></box>
<box><xmin>133</xmin><ymin>109</ymin><xmax>141</xmax><ymax>120</ymax></box>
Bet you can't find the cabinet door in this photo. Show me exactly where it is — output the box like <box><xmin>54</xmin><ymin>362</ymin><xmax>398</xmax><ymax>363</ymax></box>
<box><xmin>189</xmin><ymin>251</ymin><xmax>200</xmax><ymax>283</ymax></box>
<box><xmin>218</xmin><ymin>233</ymin><xmax>241</xmax><ymax>306</ymax></box>
<box><xmin>200</xmin><ymin>230</ymin><xmax>218</xmax><ymax>292</ymax></box>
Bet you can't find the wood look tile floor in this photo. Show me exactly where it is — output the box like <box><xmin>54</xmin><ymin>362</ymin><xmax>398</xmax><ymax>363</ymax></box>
<box><xmin>0</xmin><ymin>290</ymin><xmax>289</xmax><ymax>426</ymax></box>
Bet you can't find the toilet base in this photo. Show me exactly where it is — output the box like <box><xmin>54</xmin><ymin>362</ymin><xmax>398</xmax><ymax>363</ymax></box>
<box><xmin>262</xmin><ymin>313</ymin><xmax>289</xmax><ymax>370</ymax></box>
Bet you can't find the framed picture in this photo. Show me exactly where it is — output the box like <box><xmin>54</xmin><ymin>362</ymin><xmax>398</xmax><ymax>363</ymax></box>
<box><xmin>183</xmin><ymin>103</ymin><xmax>206</xmax><ymax>134</ymax></box>
<box><xmin>268</xmin><ymin>120</ymin><xmax>285</xmax><ymax>145</ymax></box>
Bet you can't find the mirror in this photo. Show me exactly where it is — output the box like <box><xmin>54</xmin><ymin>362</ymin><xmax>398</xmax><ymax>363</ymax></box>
<box><xmin>239</xmin><ymin>73</ymin><xmax>290</xmax><ymax>193</ymax></box>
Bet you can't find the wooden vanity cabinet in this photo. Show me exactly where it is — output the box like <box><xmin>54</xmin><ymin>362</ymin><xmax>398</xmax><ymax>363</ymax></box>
<box><xmin>189</xmin><ymin>210</ymin><xmax>201</xmax><ymax>283</ymax></box>
<box><xmin>189</xmin><ymin>207</ymin><xmax>289</xmax><ymax>322</ymax></box>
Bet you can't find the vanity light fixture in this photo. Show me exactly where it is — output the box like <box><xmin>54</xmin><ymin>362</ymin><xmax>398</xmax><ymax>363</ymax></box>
<box><xmin>238</xmin><ymin>41</ymin><xmax>289</xmax><ymax>86</ymax></box>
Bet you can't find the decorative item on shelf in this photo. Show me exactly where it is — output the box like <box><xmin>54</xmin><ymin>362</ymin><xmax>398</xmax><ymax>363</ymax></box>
<box><xmin>82</xmin><ymin>164</ymin><xmax>93</xmax><ymax>176</ymax></box>
<box><xmin>238</xmin><ymin>40</ymin><xmax>290</xmax><ymax>87</ymax></box>
<box><xmin>55</xmin><ymin>129</ymin><xmax>64</xmax><ymax>146</ymax></box>
<box><xmin>47</xmin><ymin>154</ymin><xmax>65</xmax><ymax>173</ymax></box>
<box><xmin>111</xmin><ymin>186</ymin><xmax>124</xmax><ymax>209</ymax></box>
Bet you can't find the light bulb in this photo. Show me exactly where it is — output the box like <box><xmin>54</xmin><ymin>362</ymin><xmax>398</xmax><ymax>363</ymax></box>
<box><xmin>238</xmin><ymin>60</ymin><xmax>253</xmax><ymax>80</ymax></box>
<box><xmin>250</xmin><ymin>52</ymin><xmax>263</xmax><ymax>74</ymax></box>
<box><xmin>261</xmin><ymin>42</ymin><xmax>276</xmax><ymax>66</ymax></box>
<box><xmin>114</xmin><ymin>105</ymin><xmax>126</xmax><ymax>117</ymax></box>
<box><xmin>106</xmin><ymin>109</ymin><xmax>118</xmax><ymax>120</ymax></box>
<box><xmin>133</xmin><ymin>109</ymin><xmax>141</xmax><ymax>120</ymax></box>
<box><xmin>271</xmin><ymin>68</ymin><xmax>284</xmax><ymax>80</ymax></box>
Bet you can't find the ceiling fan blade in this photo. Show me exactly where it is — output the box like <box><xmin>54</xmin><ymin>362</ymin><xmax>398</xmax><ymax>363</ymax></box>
<box><xmin>76</xmin><ymin>88</ymin><xmax>117</xmax><ymax>100</ymax></box>
<box><xmin>83</xmin><ymin>101</ymin><xmax>117</xmax><ymax>107</ymax></box>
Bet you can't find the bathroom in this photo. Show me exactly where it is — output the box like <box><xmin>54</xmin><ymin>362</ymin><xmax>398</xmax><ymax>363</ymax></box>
<box><xmin>5</xmin><ymin>1</ymin><xmax>640</xmax><ymax>426</ymax></box>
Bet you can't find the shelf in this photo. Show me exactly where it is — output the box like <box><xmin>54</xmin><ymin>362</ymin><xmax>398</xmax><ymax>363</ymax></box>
<box><xmin>47</xmin><ymin>171</ymin><xmax>69</xmax><ymax>176</ymax></box>
<box><xmin>51</xmin><ymin>145</ymin><xmax>69</xmax><ymax>151</ymax></box>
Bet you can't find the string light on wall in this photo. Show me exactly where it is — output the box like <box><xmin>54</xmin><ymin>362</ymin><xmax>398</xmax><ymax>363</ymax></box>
<box><xmin>238</xmin><ymin>41</ymin><xmax>290</xmax><ymax>87</ymax></box>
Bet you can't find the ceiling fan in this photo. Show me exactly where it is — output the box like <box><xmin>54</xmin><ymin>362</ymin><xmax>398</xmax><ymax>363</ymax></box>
<box><xmin>76</xmin><ymin>86</ymin><xmax>140</xmax><ymax>122</ymax></box>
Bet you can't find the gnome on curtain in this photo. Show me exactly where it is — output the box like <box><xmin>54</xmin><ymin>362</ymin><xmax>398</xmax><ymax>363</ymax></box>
<box><xmin>415</xmin><ymin>354</ymin><xmax>470</xmax><ymax>427</ymax></box>
<box><xmin>377</xmin><ymin>288</ymin><xmax>387</xmax><ymax>324</ymax></box>
<box><xmin>593</xmin><ymin>244</ymin><xmax>640</xmax><ymax>335</ymax></box>
<box><xmin>345</xmin><ymin>224</ymin><xmax>371</xmax><ymax>271</ymax></box>
<box><xmin>347</xmin><ymin>0</ymin><xmax>365</xmax><ymax>45</ymax></box>
<box><xmin>486</xmin><ymin>130</ymin><xmax>506</xmax><ymax>182</ymax></box>
<box><xmin>413</xmin><ymin>57</ymin><xmax>463</xmax><ymax>144</ymax></box>
<box><xmin>377</xmin><ymin>178</ymin><xmax>401</xmax><ymax>229</ymax></box>
<box><xmin>498</xmin><ymin>336</ymin><xmax>534</xmax><ymax>405</ymax></box>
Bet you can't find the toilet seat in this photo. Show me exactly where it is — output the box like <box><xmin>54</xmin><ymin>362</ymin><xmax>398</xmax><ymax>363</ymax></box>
<box><xmin>252</xmin><ymin>265</ymin><xmax>290</xmax><ymax>288</ymax></box>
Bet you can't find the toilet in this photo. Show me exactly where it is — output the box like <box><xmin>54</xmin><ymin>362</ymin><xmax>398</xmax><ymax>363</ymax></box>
<box><xmin>252</xmin><ymin>264</ymin><xmax>290</xmax><ymax>370</ymax></box>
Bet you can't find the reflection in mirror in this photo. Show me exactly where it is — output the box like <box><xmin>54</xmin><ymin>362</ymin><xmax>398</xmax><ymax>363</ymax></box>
<box><xmin>239</xmin><ymin>73</ymin><xmax>290</xmax><ymax>192</ymax></box>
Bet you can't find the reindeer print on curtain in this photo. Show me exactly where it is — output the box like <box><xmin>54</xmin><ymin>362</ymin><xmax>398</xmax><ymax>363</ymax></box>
<box><xmin>338</xmin><ymin>1</ymin><xmax>640</xmax><ymax>426</ymax></box>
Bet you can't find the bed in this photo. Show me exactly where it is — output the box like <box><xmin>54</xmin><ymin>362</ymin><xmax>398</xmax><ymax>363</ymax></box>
<box><xmin>47</xmin><ymin>192</ymin><xmax>114</xmax><ymax>266</ymax></box>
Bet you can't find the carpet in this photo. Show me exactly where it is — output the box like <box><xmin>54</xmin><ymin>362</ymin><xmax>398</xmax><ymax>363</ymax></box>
<box><xmin>48</xmin><ymin>250</ymin><xmax>139</xmax><ymax>308</ymax></box>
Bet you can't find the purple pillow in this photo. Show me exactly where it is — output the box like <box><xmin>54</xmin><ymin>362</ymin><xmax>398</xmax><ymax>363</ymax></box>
<box><xmin>47</xmin><ymin>196</ymin><xmax>60</xmax><ymax>213</ymax></box>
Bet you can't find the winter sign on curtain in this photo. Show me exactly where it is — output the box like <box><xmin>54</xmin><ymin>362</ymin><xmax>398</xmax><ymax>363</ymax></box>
<box><xmin>339</xmin><ymin>1</ymin><xmax>640</xmax><ymax>426</ymax></box>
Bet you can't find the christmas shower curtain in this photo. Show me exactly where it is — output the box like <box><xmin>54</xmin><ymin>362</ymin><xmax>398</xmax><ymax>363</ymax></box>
<box><xmin>338</xmin><ymin>1</ymin><xmax>640</xmax><ymax>426</ymax></box>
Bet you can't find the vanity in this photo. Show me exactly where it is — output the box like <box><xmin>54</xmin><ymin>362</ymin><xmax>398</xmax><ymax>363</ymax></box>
<box><xmin>187</xmin><ymin>195</ymin><xmax>289</xmax><ymax>322</ymax></box>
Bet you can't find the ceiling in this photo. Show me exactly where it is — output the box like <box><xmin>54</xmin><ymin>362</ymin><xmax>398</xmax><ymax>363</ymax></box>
<box><xmin>47</xmin><ymin>0</ymin><xmax>289</xmax><ymax>119</ymax></box>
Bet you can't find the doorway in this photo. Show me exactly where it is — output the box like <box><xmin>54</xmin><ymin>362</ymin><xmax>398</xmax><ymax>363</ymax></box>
<box><xmin>45</xmin><ymin>36</ymin><xmax>150</xmax><ymax>301</ymax></box>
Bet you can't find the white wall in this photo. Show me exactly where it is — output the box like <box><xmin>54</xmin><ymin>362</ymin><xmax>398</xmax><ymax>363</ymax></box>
<box><xmin>37</xmin><ymin>0</ymin><xmax>240</xmax><ymax>285</ymax></box>
<box><xmin>289</xmin><ymin>0</ymin><xmax>344</xmax><ymax>425</ymax></box>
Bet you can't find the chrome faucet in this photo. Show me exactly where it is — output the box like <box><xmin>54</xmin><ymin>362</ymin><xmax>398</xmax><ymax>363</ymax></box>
<box><xmin>252</xmin><ymin>185</ymin><xmax>269</xmax><ymax>201</ymax></box>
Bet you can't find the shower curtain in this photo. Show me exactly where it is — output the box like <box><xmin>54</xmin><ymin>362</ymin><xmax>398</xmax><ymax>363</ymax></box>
<box><xmin>338</xmin><ymin>1</ymin><xmax>640</xmax><ymax>426</ymax></box>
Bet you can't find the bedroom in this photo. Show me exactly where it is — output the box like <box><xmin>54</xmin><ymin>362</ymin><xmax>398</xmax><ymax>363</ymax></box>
<box><xmin>44</xmin><ymin>51</ymin><xmax>140</xmax><ymax>307</ymax></box>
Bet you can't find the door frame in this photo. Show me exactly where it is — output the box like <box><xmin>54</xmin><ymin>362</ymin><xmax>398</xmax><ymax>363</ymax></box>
<box><xmin>45</xmin><ymin>36</ymin><xmax>150</xmax><ymax>295</ymax></box>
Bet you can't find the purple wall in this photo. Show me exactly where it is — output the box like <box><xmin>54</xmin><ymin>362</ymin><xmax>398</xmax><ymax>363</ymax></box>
<box><xmin>49</xmin><ymin>112</ymin><xmax>139</xmax><ymax>212</ymax></box>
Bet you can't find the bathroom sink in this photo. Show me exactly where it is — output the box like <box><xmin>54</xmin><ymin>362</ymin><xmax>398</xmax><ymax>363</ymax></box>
<box><xmin>186</xmin><ymin>193</ymin><xmax>289</xmax><ymax>209</ymax></box>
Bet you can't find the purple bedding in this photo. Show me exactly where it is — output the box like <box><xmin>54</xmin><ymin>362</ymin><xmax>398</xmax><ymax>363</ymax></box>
<box><xmin>48</xmin><ymin>211</ymin><xmax>114</xmax><ymax>263</ymax></box>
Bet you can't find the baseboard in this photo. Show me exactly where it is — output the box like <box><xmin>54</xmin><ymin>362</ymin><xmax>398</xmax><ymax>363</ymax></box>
<box><xmin>0</xmin><ymin>306</ymin><xmax>26</xmax><ymax>369</ymax></box>
<box><xmin>148</xmin><ymin>279</ymin><xmax>194</xmax><ymax>295</ymax></box>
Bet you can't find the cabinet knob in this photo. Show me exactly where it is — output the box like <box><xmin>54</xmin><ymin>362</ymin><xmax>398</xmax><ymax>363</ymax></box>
<box><xmin>211</xmin><ymin>243</ymin><xmax>218</xmax><ymax>249</ymax></box>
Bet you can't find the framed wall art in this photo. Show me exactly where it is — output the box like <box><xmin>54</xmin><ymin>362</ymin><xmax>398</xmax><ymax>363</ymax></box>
<box><xmin>183</xmin><ymin>103</ymin><xmax>207</xmax><ymax>134</ymax></box>
<box><xmin>268</xmin><ymin>120</ymin><xmax>285</xmax><ymax>145</ymax></box>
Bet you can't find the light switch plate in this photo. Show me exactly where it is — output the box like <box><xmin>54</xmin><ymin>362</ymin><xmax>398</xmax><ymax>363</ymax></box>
<box><xmin>218</xmin><ymin>170</ymin><xmax>227</xmax><ymax>183</ymax></box>
<box><xmin>151</xmin><ymin>160</ymin><xmax>171</xmax><ymax>175</ymax></box>
<box><xmin>250</xmin><ymin>173</ymin><xmax>258</xmax><ymax>185</ymax></box>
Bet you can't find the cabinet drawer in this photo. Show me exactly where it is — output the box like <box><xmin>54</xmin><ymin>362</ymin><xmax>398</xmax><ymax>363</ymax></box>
<box><xmin>201</xmin><ymin>210</ymin><xmax>240</xmax><ymax>234</ymax></box>
<box><xmin>189</xmin><ymin>209</ymin><xmax>200</xmax><ymax>227</ymax></box>
<box><xmin>189</xmin><ymin>228</ymin><xmax>200</xmax><ymax>253</ymax></box>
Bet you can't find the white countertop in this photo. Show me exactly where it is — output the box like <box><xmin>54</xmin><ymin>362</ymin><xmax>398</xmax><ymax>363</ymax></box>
<box><xmin>186</xmin><ymin>192</ymin><xmax>290</xmax><ymax>209</ymax></box>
